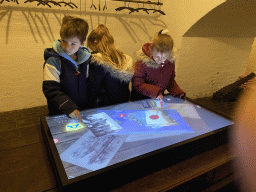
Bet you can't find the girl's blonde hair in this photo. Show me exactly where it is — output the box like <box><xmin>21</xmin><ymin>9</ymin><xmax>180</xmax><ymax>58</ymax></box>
<box><xmin>87</xmin><ymin>24</ymin><xmax>126</xmax><ymax>69</ymax></box>
<box><xmin>152</xmin><ymin>34</ymin><xmax>173</xmax><ymax>53</ymax></box>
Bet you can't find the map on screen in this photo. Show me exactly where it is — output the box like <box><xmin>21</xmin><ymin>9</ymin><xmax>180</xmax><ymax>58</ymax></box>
<box><xmin>96</xmin><ymin>109</ymin><xmax>194</xmax><ymax>135</ymax></box>
<box><xmin>59</xmin><ymin>109</ymin><xmax>194</xmax><ymax>172</ymax></box>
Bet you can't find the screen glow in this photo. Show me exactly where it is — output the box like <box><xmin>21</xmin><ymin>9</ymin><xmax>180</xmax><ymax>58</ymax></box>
<box><xmin>66</xmin><ymin>122</ymin><xmax>86</xmax><ymax>132</ymax></box>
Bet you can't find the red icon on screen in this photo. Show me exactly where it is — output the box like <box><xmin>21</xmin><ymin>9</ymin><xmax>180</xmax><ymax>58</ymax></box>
<box><xmin>150</xmin><ymin>115</ymin><xmax>159</xmax><ymax>120</ymax></box>
<box><xmin>53</xmin><ymin>138</ymin><xmax>59</xmax><ymax>143</ymax></box>
<box><xmin>160</xmin><ymin>100</ymin><xmax>163</xmax><ymax>107</ymax></box>
<box><xmin>119</xmin><ymin>114</ymin><xmax>125</xmax><ymax>117</ymax></box>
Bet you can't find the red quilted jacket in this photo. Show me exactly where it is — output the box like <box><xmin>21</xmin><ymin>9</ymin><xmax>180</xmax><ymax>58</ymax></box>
<box><xmin>131</xmin><ymin>43</ymin><xmax>185</xmax><ymax>99</ymax></box>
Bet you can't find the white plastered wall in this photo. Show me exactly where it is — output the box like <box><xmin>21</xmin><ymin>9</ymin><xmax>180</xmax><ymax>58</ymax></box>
<box><xmin>1</xmin><ymin>0</ymin><xmax>255</xmax><ymax>112</ymax></box>
<box><xmin>177</xmin><ymin>37</ymin><xmax>253</xmax><ymax>98</ymax></box>
<box><xmin>175</xmin><ymin>0</ymin><xmax>256</xmax><ymax>98</ymax></box>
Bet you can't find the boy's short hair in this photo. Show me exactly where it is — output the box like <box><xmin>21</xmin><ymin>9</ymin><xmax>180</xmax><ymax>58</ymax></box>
<box><xmin>60</xmin><ymin>16</ymin><xmax>89</xmax><ymax>43</ymax></box>
<box><xmin>152</xmin><ymin>34</ymin><xmax>173</xmax><ymax>53</ymax></box>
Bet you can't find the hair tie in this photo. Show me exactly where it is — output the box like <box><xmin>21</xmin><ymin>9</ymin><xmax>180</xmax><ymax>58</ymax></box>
<box><xmin>160</xmin><ymin>29</ymin><xmax>169</xmax><ymax>35</ymax></box>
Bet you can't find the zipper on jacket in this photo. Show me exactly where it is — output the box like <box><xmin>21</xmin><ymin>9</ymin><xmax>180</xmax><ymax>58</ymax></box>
<box><xmin>74</xmin><ymin>65</ymin><xmax>80</xmax><ymax>75</ymax></box>
<box><xmin>160</xmin><ymin>64</ymin><xmax>164</xmax><ymax>89</ymax></box>
<box><xmin>86</xmin><ymin>64</ymin><xmax>89</xmax><ymax>78</ymax></box>
<box><xmin>160</xmin><ymin>64</ymin><xmax>164</xmax><ymax>77</ymax></box>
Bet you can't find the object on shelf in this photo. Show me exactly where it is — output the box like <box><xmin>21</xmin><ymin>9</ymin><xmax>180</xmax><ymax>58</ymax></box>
<box><xmin>103</xmin><ymin>0</ymin><xmax>107</xmax><ymax>11</ymax></box>
<box><xmin>59</xmin><ymin>0</ymin><xmax>78</xmax><ymax>8</ymax></box>
<box><xmin>115</xmin><ymin>0</ymin><xmax>165</xmax><ymax>15</ymax></box>
<box><xmin>212</xmin><ymin>72</ymin><xmax>256</xmax><ymax>102</ymax></box>
<box><xmin>90</xmin><ymin>0</ymin><xmax>97</xmax><ymax>9</ymax></box>
<box><xmin>0</xmin><ymin>0</ymin><xmax>19</xmax><ymax>4</ymax></box>
<box><xmin>113</xmin><ymin>0</ymin><xmax>163</xmax><ymax>5</ymax></box>
<box><xmin>24</xmin><ymin>0</ymin><xmax>77</xmax><ymax>8</ymax></box>
<box><xmin>115</xmin><ymin>1</ymin><xmax>139</xmax><ymax>14</ymax></box>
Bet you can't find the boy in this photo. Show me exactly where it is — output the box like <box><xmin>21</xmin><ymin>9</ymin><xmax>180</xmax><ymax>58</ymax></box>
<box><xmin>43</xmin><ymin>16</ymin><xmax>92</xmax><ymax>121</ymax></box>
<box><xmin>131</xmin><ymin>30</ymin><xmax>185</xmax><ymax>101</ymax></box>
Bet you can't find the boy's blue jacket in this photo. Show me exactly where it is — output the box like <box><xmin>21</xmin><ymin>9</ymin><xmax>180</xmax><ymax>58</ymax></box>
<box><xmin>43</xmin><ymin>40</ymin><xmax>92</xmax><ymax>116</ymax></box>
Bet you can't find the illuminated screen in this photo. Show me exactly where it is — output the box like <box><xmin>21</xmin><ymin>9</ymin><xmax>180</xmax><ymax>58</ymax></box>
<box><xmin>41</xmin><ymin>95</ymin><xmax>233</xmax><ymax>187</ymax></box>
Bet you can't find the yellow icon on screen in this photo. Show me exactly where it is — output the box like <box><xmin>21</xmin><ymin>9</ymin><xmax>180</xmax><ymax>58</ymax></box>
<box><xmin>66</xmin><ymin>122</ymin><xmax>86</xmax><ymax>132</ymax></box>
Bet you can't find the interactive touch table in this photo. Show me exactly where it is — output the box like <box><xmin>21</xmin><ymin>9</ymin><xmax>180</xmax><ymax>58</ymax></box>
<box><xmin>40</xmin><ymin>95</ymin><xmax>234</xmax><ymax>191</ymax></box>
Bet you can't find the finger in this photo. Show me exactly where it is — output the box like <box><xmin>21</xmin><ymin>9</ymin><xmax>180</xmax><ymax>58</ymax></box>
<box><xmin>75</xmin><ymin>110</ymin><xmax>82</xmax><ymax>122</ymax></box>
<box><xmin>69</xmin><ymin>113</ymin><xmax>76</xmax><ymax>118</ymax></box>
<box><xmin>78</xmin><ymin>113</ymin><xmax>82</xmax><ymax>122</ymax></box>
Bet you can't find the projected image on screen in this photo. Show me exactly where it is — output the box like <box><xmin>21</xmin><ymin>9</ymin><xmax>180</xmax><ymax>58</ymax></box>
<box><xmin>66</xmin><ymin>122</ymin><xmax>86</xmax><ymax>132</ymax></box>
<box><xmin>60</xmin><ymin>131</ymin><xmax>127</xmax><ymax>172</ymax></box>
<box><xmin>97</xmin><ymin>109</ymin><xmax>194</xmax><ymax>135</ymax></box>
<box><xmin>55</xmin><ymin>108</ymin><xmax>195</xmax><ymax>178</ymax></box>
<box><xmin>81</xmin><ymin>112</ymin><xmax>123</xmax><ymax>137</ymax></box>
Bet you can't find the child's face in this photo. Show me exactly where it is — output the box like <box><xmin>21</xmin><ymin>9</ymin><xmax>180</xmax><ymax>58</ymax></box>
<box><xmin>60</xmin><ymin>36</ymin><xmax>84</xmax><ymax>57</ymax></box>
<box><xmin>152</xmin><ymin>51</ymin><xmax>171</xmax><ymax>65</ymax></box>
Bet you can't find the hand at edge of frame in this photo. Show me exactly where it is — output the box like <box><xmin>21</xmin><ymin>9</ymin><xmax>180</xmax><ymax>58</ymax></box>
<box><xmin>69</xmin><ymin>109</ymin><xmax>82</xmax><ymax>122</ymax></box>
<box><xmin>156</xmin><ymin>93</ymin><xmax>164</xmax><ymax>100</ymax></box>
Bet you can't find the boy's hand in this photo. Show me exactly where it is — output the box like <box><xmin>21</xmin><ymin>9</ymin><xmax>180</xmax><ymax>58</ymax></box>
<box><xmin>156</xmin><ymin>94</ymin><xmax>163</xmax><ymax>100</ymax></box>
<box><xmin>69</xmin><ymin>109</ymin><xmax>82</xmax><ymax>122</ymax></box>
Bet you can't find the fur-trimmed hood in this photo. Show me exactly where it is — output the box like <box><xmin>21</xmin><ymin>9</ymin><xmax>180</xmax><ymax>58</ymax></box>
<box><xmin>44</xmin><ymin>39</ymin><xmax>91</xmax><ymax>72</ymax></box>
<box><xmin>91</xmin><ymin>53</ymin><xmax>133</xmax><ymax>83</ymax></box>
<box><xmin>136</xmin><ymin>43</ymin><xmax>175</xmax><ymax>69</ymax></box>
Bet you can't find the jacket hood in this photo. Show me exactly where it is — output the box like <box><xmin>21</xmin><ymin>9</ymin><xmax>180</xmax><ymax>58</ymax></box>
<box><xmin>136</xmin><ymin>43</ymin><xmax>175</xmax><ymax>69</ymax></box>
<box><xmin>92</xmin><ymin>53</ymin><xmax>133</xmax><ymax>83</ymax></box>
<box><xmin>44</xmin><ymin>39</ymin><xmax>91</xmax><ymax>68</ymax></box>
<box><xmin>142</xmin><ymin>43</ymin><xmax>153</xmax><ymax>57</ymax></box>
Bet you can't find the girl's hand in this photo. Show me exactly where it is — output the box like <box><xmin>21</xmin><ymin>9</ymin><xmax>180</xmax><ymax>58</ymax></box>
<box><xmin>156</xmin><ymin>94</ymin><xmax>163</xmax><ymax>100</ymax></box>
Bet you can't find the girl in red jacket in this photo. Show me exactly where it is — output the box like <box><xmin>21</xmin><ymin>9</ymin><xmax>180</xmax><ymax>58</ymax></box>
<box><xmin>131</xmin><ymin>30</ymin><xmax>185</xmax><ymax>101</ymax></box>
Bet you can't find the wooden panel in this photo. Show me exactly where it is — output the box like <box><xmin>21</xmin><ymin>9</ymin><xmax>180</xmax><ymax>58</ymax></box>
<box><xmin>0</xmin><ymin>142</ymin><xmax>57</xmax><ymax>192</ymax></box>
<box><xmin>46</xmin><ymin>188</ymin><xmax>61</xmax><ymax>192</ymax></box>
<box><xmin>45</xmin><ymin>188</ymin><xmax>60</xmax><ymax>192</ymax></box>
<box><xmin>0</xmin><ymin>105</ymin><xmax>48</xmax><ymax>132</ymax></box>
<box><xmin>0</xmin><ymin>124</ymin><xmax>45</xmax><ymax>151</ymax></box>
<box><xmin>192</xmin><ymin>97</ymin><xmax>236</xmax><ymax>120</ymax></box>
<box><xmin>111</xmin><ymin>144</ymin><xmax>232</xmax><ymax>192</ymax></box>
<box><xmin>212</xmin><ymin>162</ymin><xmax>234</xmax><ymax>183</ymax></box>
<box><xmin>168</xmin><ymin>161</ymin><xmax>234</xmax><ymax>192</ymax></box>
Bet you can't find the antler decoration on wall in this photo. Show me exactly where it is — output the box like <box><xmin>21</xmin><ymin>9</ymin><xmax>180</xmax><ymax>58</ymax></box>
<box><xmin>115</xmin><ymin>1</ymin><xmax>139</xmax><ymax>14</ymax></box>
<box><xmin>23</xmin><ymin>0</ymin><xmax>78</xmax><ymax>8</ymax></box>
<box><xmin>114</xmin><ymin>0</ymin><xmax>165</xmax><ymax>15</ymax></box>
<box><xmin>0</xmin><ymin>0</ymin><xmax>19</xmax><ymax>4</ymax></box>
<box><xmin>90</xmin><ymin>0</ymin><xmax>108</xmax><ymax>11</ymax></box>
